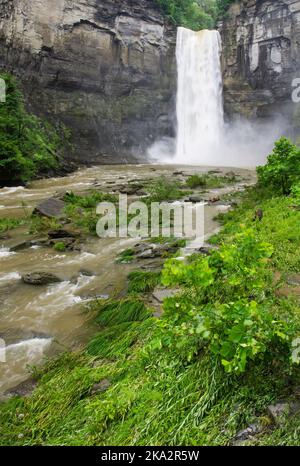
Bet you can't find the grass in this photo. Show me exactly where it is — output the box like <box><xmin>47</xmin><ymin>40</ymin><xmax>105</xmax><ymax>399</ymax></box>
<box><xmin>116</xmin><ymin>248</ymin><xmax>135</xmax><ymax>264</ymax></box>
<box><xmin>91</xmin><ymin>298</ymin><xmax>152</xmax><ymax>327</ymax></box>
<box><xmin>128</xmin><ymin>271</ymin><xmax>162</xmax><ymax>294</ymax></box>
<box><xmin>146</xmin><ymin>176</ymin><xmax>190</xmax><ymax>202</ymax></box>
<box><xmin>0</xmin><ymin>217</ymin><xmax>24</xmax><ymax>233</ymax></box>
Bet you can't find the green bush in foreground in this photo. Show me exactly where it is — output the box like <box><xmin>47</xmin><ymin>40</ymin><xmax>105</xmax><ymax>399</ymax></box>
<box><xmin>0</xmin><ymin>73</ymin><xmax>65</xmax><ymax>183</ymax></box>
<box><xmin>160</xmin><ymin>228</ymin><xmax>297</xmax><ymax>373</ymax></box>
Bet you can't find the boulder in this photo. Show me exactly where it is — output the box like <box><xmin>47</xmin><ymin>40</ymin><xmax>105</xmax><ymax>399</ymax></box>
<box><xmin>48</xmin><ymin>229</ymin><xmax>79</xmax><ymax>239</ymax></box>
<box><xmin>22</xmin><ymin>272</ymin><xmax>61</xmax><ymax>286</ymax></box>
<box><xmin>90</xmin><ymin>379</ymin><xmax>111</xmax><ymax>395</ymax></box>
<box><xmin>186</xmin><ymin>196</ymin><xmax>202</xmax><ymax>203</ymax></box>
<box><xmin>33</xmin><ymin>198</ymin><xmax>65</xmax><ymax>219</ymax></box>
<box><xmin>152</xmin><ymin>288</ymin><xmax>179</xmax><ymax>303</ymax></box>
<box><xmin>10</xmin><ymin>241</ymin><xmax>33</xmax><ymax>252</ymax></box>
<box><xmin>231</xmin><ymin>423</ymin><xmax>264</xmax><ymax>446</ymax></box>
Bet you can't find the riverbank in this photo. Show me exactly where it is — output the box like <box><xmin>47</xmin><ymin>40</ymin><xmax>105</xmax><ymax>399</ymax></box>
<box><xmin>0</xmin><ymin>164</ymin><xmax>299</xmax><ymax>445</ymax></box>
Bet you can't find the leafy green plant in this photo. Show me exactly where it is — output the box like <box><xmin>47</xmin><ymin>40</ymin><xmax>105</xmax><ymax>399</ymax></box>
<box><xmin>160</xmin><ymin>228</ymin><xmax>295</xmax><ymax>373</ymax></box>
<box><xmin>257</xmin><ymin>137</ymin><xmax>300</xmax><ymax>195</ymax></box>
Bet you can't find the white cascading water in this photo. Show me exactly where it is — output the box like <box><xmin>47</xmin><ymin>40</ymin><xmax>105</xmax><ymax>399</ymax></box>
<box><xmin>174</xmin><ymin>28</ymin><xmax>224</xmax><ymax>164</ymax></box>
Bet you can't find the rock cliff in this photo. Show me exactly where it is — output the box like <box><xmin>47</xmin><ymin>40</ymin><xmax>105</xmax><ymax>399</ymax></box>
<box><xmin>220</xmin><ymin>0</ymin><xmax>300</xmax><ymax>129</ymax></box>
<box><xmin>0</xmin><ymin>0</ymin><xmax>177</xmax><ymax>163</ymax></box>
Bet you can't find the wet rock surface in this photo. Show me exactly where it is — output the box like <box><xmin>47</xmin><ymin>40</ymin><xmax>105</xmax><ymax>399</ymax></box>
<box><xmin>220</xmin><ymin>0</ymin><xmax>300</xmax><ymax>124</ymax></box>
<box><xmin>22</xmin><ymin>272</ymin><xmax>62</xmax><ymax>286</ymax></box>
<box><xmin>0</xmin><ymin>0</ymin><xmax>176</xmax><ymax>163</ymax></box>
<box><xmin>33</xmin><ymin>198</ymin><xmax>65</xmax><ymax>219</ymax></box>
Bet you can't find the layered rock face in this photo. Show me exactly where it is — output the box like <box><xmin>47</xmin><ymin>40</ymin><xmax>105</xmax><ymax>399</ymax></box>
<box><xmin>220</xmin><ymin>0</ymin><xmax>300</xmax><ymax>125</ymax></box>
<box><xmin>0</xmin><ymin>0</ymin><xmax>176</xmax><ymax>163</ymax></box>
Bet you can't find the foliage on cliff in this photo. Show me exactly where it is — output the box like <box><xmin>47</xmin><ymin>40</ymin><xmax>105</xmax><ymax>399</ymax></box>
<box><xmin>155</xmin><ymin>0</ymin><xmax>236</xmax><ymax>30</ymax></box>
<box><xmin>0</xmin><ymin>73</ymin><xmax>67</xmax><ymax>184</ymax></box>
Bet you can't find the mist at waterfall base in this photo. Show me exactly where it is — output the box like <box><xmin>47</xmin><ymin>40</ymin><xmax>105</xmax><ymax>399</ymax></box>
<box><xmin>147</xmin><ymin>28</ymin><xmax>286</xmax><ymax>168</ymax></box>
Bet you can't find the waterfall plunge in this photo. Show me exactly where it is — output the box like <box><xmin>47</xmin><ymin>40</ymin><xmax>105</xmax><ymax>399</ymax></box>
<box><xmin>148</xmin><ymin>27</ymin><xmax>282</xmax><ymax>167</ymax></box>
<box><xmin>175</xmin><ymin>28</ymin><xmax>224</xmax><ymax>164</ymax></box>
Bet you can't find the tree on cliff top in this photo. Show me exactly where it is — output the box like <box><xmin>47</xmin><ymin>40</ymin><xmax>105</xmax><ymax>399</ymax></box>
<box><xmin>155</xmin><ymin>0</ymin><xmax>236</xmax><ymax>30</ymax></box>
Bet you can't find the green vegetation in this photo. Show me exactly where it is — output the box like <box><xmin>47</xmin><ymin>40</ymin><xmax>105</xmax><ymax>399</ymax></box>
<box><xmin>186</xmin><ymin>172</ymin><xmax>239</xmax><ymax>189</ymax></box>
<box><xmin>90</xmin><ymin>298</ymin><xmax>152</xmax><ymax>328</ymax></box>
<box><xmin>63</xmin><ymin>191</ymin><xmax>118</xmax><ymax>235</ymax></box>
<box><xmin>53</xmin><ymin>242</ymin><xmax>66</xmax><ymax>252</ymax></box>
<box><xmin>0</xmin><ymin>217</ymin><xmax>24</xmax><ymax>233</ymax></box>
<box><xmin>0</xmin><ymin>73</ymin><xmax>68</xmax><ymax>184</ymax></box>
<box><xmin>154</xmin><ymin>0</ymin><xmax>236</xmax><ymax>30</ymax></box>
<box><xmin>162</xmin><ymin>228</ymin><xmax>293</xmax><ymax>373</ymax></box>
<box><xmin>257</xmin><ymin>137</ymin><xmax>300</xmax><ymax>195</ymax></box>
<box><xmin>116</xmin><ymin>248</ymin><xmax>135</xmax><ymax>264</ymax></box>
<box><xmin>128</xmin><ymin>270</ymin><xmax>162</xmax><ymax>294</ymax></box>
<box><xmin>147</xmin><ymin>176</ymin><xmax>190</xmax><ymax>202</ymax></box>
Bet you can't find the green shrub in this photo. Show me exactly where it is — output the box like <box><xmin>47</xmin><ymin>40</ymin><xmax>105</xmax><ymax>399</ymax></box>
<box><xmin>186</xmin><ymin>173</ymin><xmax>239</xmax><ymax>189</ymax></box>
<box><xmin>155</xmin><ymin>1</ymin><xmax>236</xmax><ymax>30</ymax></box>
<box><xmin>257</xmin><ymin>137</ymin><xmax>300</xmax><ymax>195</ymax></box>
<box><xmin>159</xmin><ymin>228</ymin><xmax>296</xmax><ymax>373</ymax></box>
<box><xmin>53</xmin><ymin>242</ymin><xmax>66</xmax><ymax>252</ymax></box>
<box><xmin>0</xmin><ymin>73</ymin><xmax>66</xmax><ymax>183</ymax></box>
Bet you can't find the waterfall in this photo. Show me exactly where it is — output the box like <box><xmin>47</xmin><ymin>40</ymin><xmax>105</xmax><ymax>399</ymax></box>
<box><xmin>174</xmin><ymin>28</ymin><xmax>224</xmax><ymax>164</ymax></box>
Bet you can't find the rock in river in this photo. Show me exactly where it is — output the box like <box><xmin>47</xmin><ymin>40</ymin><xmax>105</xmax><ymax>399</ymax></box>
<box><xmin>22</xmin><ymin>272</ymin><xmax>62</xmax><ymax>286</ymax></box>
<box><xmin>33</xmin><ymin>198</ymin><xmax>65</xmax><ymax>219</ymax></box>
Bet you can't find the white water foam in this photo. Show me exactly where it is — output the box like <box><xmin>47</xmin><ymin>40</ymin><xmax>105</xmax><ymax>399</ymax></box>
<box><xmin>0</xmin><ymin>247</ymin><xmax>15</xmax><ymax>258</ymax></box>
<box><xmin>0</xmin><ymin>338</ymin><xmax>52</xmax><ymax>393</ymax></box>
<box><xmin>0</xmin><ymin>272</ymin><xmax>21</xmax><ymax>284</ymax></box>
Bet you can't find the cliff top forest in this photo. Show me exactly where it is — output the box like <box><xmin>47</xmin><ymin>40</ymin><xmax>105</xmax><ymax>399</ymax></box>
<box><xmin>155</xmin><ymin>0</ymin><xmax>236</xmax><ymax>29</ymax></box>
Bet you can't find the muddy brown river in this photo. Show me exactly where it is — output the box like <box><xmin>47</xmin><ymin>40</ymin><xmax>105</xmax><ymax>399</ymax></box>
<box><xmin>0</xmin><ymin>164</ymin><xmax>255</xmax><ymax>395</ymax></box>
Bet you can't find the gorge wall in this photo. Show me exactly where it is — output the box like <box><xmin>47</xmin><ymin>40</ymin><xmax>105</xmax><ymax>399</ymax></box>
<box><xmin>220</xmin><ymin>0</ymin><xmax>300</xmax><ymax>130</ymax></box>
<box><xmin>0</xmin><ymin>0</ymin><xmax>177</xmax><ymax>163</ymax></box>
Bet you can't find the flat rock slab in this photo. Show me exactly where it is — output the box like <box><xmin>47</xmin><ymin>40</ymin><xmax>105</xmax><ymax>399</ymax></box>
<box><xmin>33</xmin><ymin>198</ymin><xmax>65</xmax><ymax>218</ymax></box>
<box><xmin>152</xmin><ymin>288</ymin><xmax>180</xmax><ymax>303</ymax></box>
<box><xmin>22</xmin><ymin>272</ymin><xmax>61</xmax><ymax>286</ymax></box>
